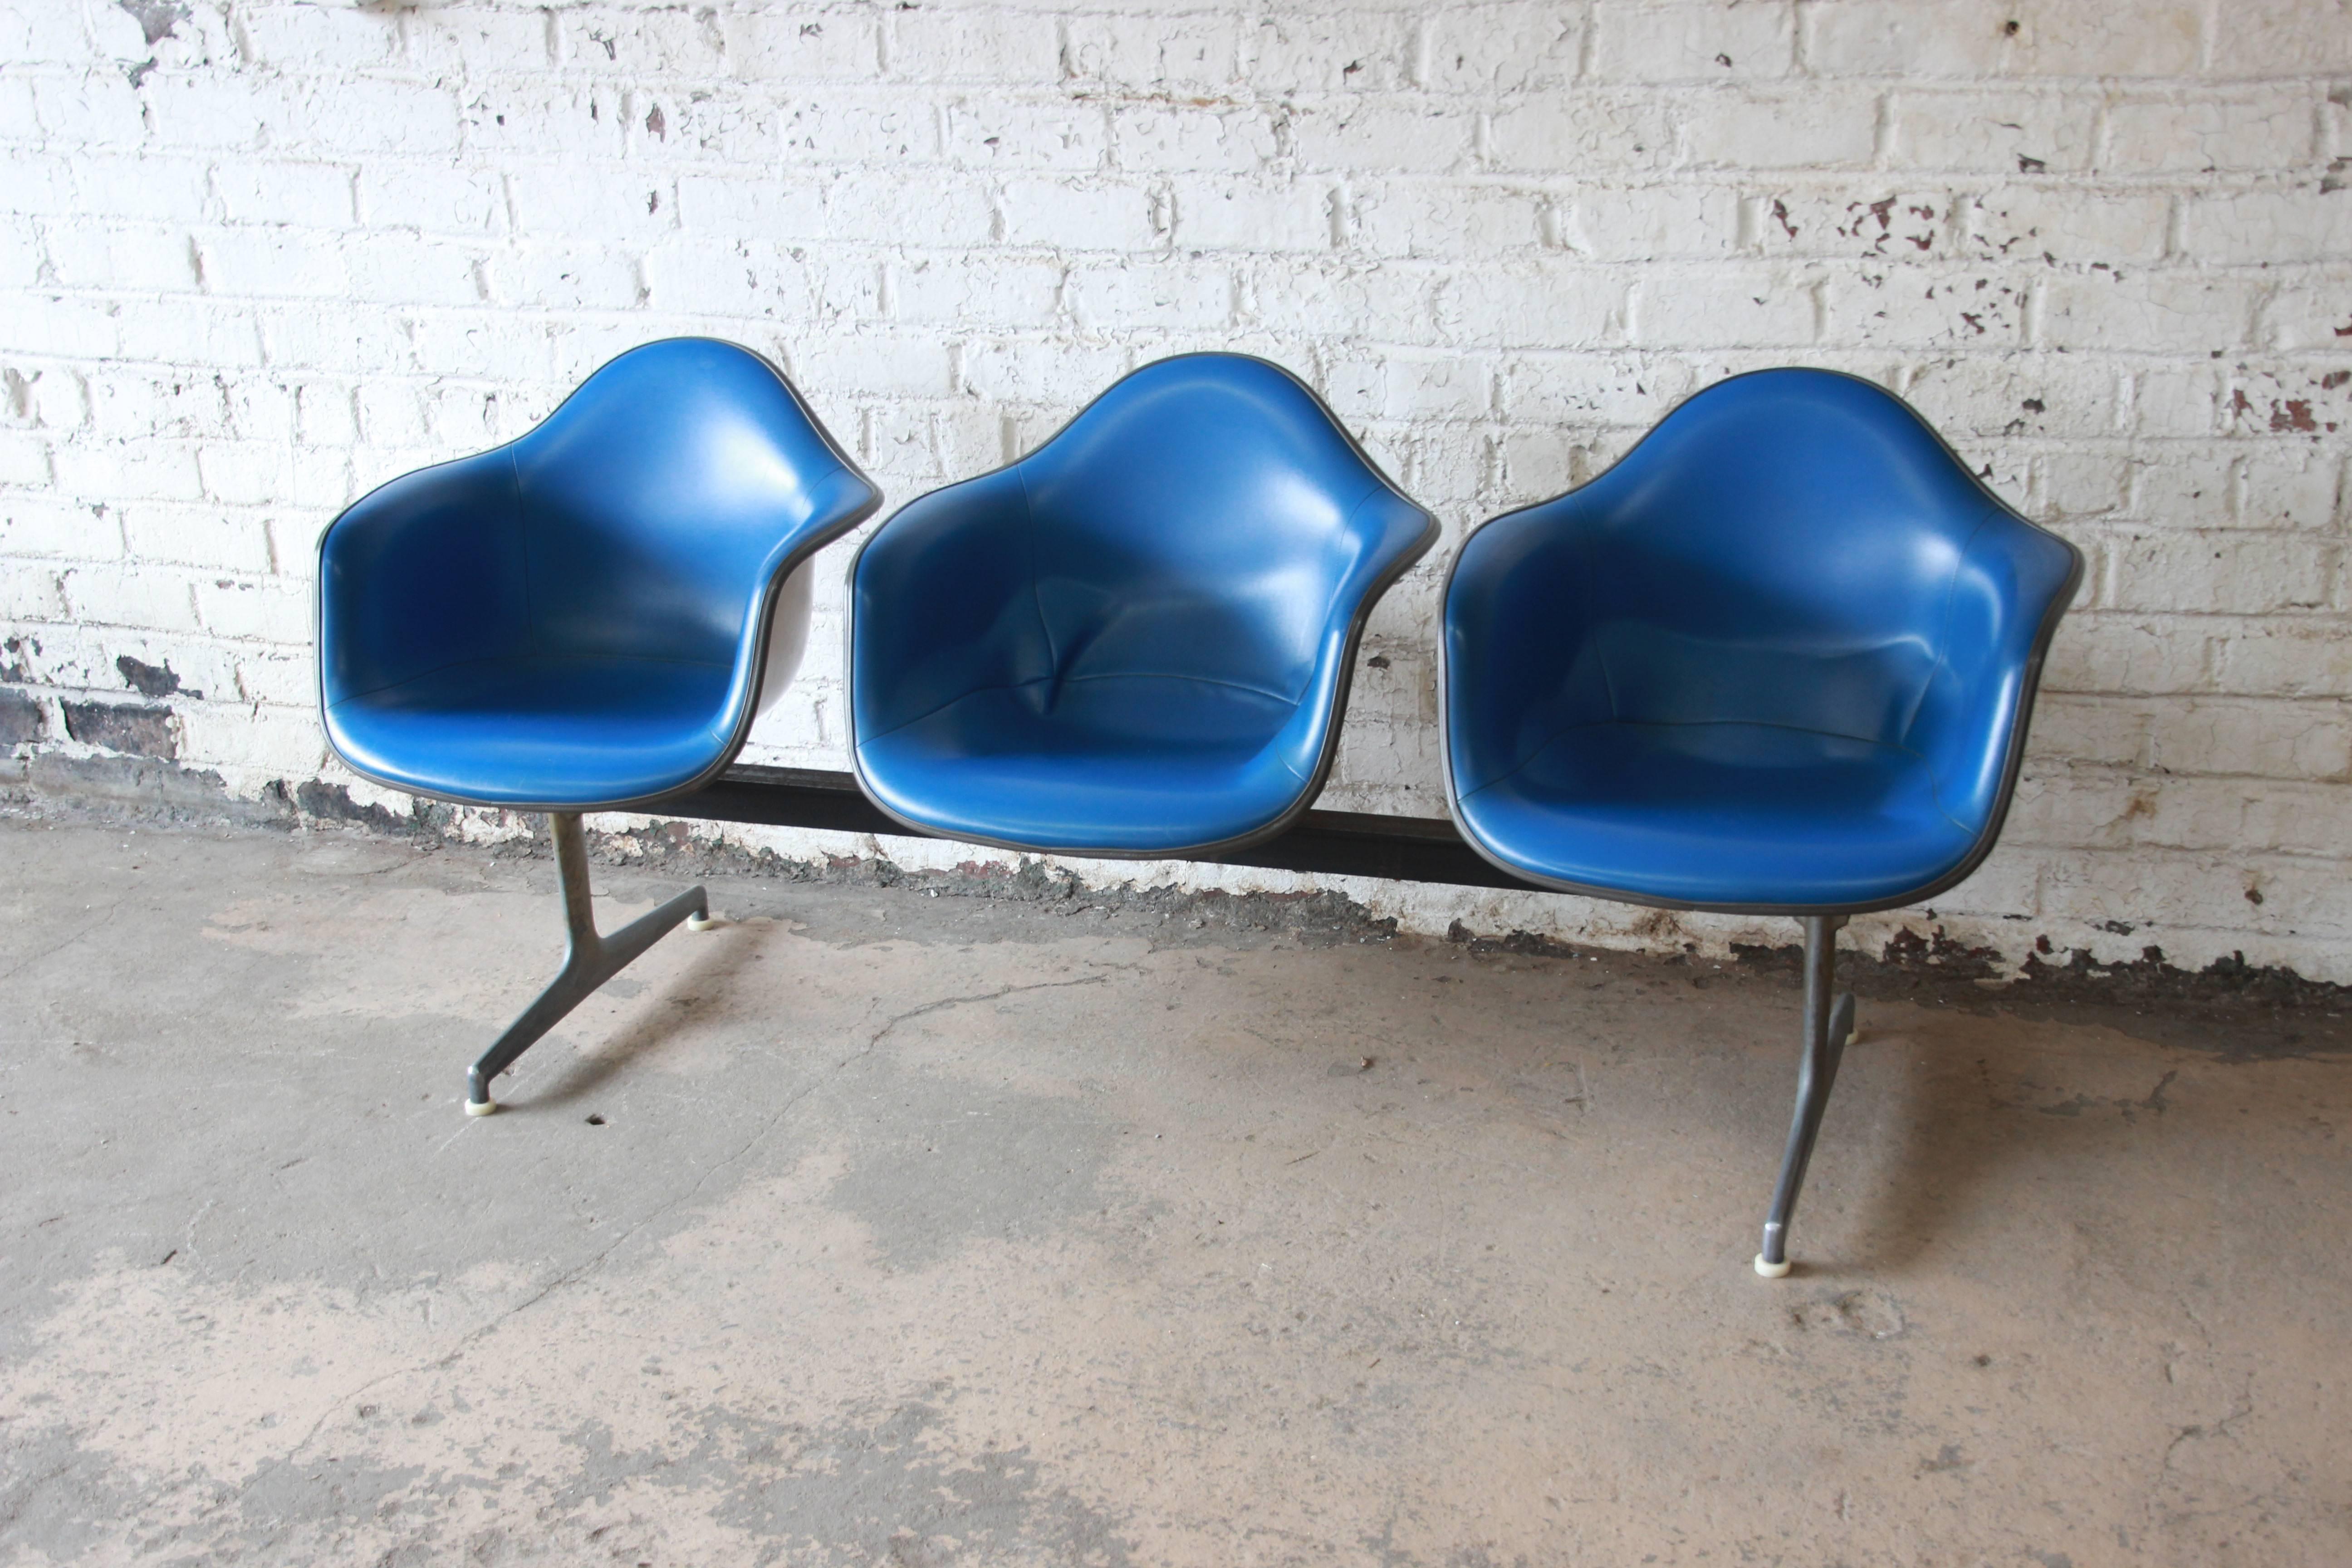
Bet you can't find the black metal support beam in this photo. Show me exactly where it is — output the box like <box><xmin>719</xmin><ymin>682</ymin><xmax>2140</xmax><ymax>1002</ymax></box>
<box><xmin>651</xmin><ymin>769</ymin><xmax>1868</xmax><ymax>1280</ymax></box>
<box><xmin>657</xmin><ymin>764</ymin><xmax>1553</xmax><ymax>893</ymax></box>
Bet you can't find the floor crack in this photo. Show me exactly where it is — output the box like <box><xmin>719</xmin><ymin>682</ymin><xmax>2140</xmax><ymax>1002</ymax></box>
<box><xmin>2161</xmin><ymin>1378</ymin><xmax>2257</xmax><ymax>1471</ymax></box>
<box><xmin>285</xmin><ymin>965</ymin><xmax>1125</xmax><ymax>1461</ymax></box>
<box><xmin>0</xmin><ymin>897</ymin><xmax>126</xmax><ymax>986</ymax></box>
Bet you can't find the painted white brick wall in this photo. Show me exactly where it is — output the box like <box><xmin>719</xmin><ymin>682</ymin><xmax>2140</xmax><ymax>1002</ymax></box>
<box><xmin>3</xmin><ymin>0</ymin><xmax>2348</xmax><ymax>980</ymax></box>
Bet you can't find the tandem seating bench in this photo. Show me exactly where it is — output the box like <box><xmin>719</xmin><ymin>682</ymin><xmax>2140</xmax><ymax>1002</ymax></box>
<box><xmin>316</xmin><ymin>339</ymin><xmax>2081</xmax><ymax>1277</ymax></box>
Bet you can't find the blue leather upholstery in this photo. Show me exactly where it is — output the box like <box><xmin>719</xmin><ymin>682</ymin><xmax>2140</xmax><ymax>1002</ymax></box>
<box><xmin>1443</xmin><ymin>369</ymin><xmax>2082</xmax><ymax>914</ymax></box>
<box><xmin>850</xmin><ymin>354</ymin><xmax>1438</xmax><ymax>856</ymax></box>
<box><xmin>318</xmin><ymin>338</ymin><xmax>878</xmax><ymax>809</ymax></box>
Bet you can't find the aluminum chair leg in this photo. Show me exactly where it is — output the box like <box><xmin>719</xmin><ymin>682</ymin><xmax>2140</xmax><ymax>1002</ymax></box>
<box><xmin>463</xmin><ymin>812</ymin><xmax>712</xmax><ymax>1116</ymax></box>
<box><xmin>1754</xmin><ymin>913</ymin><xmax>1857</xmax><ymax>1278</ymax></box>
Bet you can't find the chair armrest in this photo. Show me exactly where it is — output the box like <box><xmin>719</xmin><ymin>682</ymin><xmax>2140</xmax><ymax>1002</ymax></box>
<box><xmin>849</xmin><ymin>466</ymin><xmax>1055</xmax><ymax>744</ymax></box>
<box><xmin>1443</xmin><ymin>499</ymin><xmax>1617</xmax><ymax>797</ymax></box>
<box><xmin>730</xmin><ymin>463</ymin><xmax>885</xmax><ymax>720</ymax></box>
<box><xmin>1904</xmin><ymin>512</ymin><xmax>2083</xmax><ymax>834</ymax></box>
<box><xmin>1261</xmin><ymin>485</ymin><xmax>1440</xmax><ymax>783</ymax></box>
<box><xmin>317</xmin><ymin>450</ymin><xmax>529</xmax><ymax>706</ymax></box>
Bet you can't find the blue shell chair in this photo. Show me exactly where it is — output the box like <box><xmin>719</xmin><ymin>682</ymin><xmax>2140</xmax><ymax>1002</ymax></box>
<box><xmin>1442</xmin><ymin>368</ymin><xmax>2082</xmax><ymax>1276</ymax></box>
<box><xmin>316</xmin><ymin>338</ymin><xmax>880</xmax><ymax>1113</ymax></box>
<box><xmin>848</xmin><ymin>354</ymin><xmax>1438</xmax><ymax>857</ymax></box>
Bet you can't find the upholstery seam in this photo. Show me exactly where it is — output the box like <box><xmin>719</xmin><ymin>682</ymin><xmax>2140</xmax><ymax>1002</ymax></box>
<box><xmin>1457</xmin><ymin>715</ymin><xmax>1932</xmax><ymax>805</ymax></box>
<box><xmin>326</xmin><ymin>651</ymin><xmax>733</xmax><ymax>710</ymax></box>
<box><xmin>855</xmin><ymin>675</ymin><xmax>1058</xmax><ymax>747</ymax></box>
<box><xmin>1056</xmin><ymin>669</ymin><xmax>1301</xmax><ymax>704</ymax></box>
<box><xmin>855</xmin><ymin>670</ymin><xmax>1303</xmax><ymax>748</ymax></box>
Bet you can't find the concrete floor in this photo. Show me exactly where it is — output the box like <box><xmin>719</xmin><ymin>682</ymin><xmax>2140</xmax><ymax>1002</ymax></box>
<box><xmin>1</xmin><ymin>813</ymin><xmax>2347</xmax><ymax>1567</ymax></box>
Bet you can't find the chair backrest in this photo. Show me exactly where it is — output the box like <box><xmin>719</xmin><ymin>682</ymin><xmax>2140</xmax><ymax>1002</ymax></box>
<box><xmin>512</xmin><ymin>338</ymin><xmax>860</xmax><ymax>666</ymax></box>
<box><xmin>1014</xmin><ymin>355</ymin><xmax>1423</xmax><ymax>706</ymax></box>
<box><xmin>1568</xmin><ymin>369</ymin><xmax>2021</xmax><ymax>748</ymax></box>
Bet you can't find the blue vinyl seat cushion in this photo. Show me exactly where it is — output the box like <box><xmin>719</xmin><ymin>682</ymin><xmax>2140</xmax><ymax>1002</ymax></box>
<box><xmin>1443</xmin><ymin>368</ymin><xmax>2082</xmax><ymax>913</ymax></box>
<box><xmin>322</xmin><ymin>655</ymin><xmax>738</xmax><ymax>809</ymax></box>
<box><xmin>850</xmin><ymin>354</ymin><xmax>1437</xmax><ymax>856</ymax></box>
<box><xmin>317</xmin><ymin>338</ymin><xmax>877</xmax><ymax>810</ymax></box>
<box><xmin>856</xmin><ymin>676</ymin><xmax>1321</xmax><ymax>853</ymax></box>
<box><xmin>1457</xmin><ymin>722</ymin><xmax>1972</xmax><ymax>909</ymax></box>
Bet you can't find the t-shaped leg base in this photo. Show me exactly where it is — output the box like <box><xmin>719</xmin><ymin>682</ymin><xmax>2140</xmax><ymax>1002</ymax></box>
<box><xmin>1754</xmin><ymin>914</ymin><xmax>1857</xmax><ymax>1278</ymax></box>
<box><xmin>463</xmin><ymin>812</ymin><xmax>711</xmax><ymax>1115</ymax></box>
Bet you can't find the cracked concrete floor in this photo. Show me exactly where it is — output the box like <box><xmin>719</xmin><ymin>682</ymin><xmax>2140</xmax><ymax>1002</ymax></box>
<box><xmin>1</xmin><ymin>814</ymin><xmax>2348</xmax><ymax>1567</ymax></box>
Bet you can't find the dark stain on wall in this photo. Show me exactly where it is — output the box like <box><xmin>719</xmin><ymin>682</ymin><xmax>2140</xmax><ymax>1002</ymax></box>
<box><xmin>0</xmin><ymin>688</ymin><xmax>44</xmax><ymax>746</ymax></box>
<box><xmin>293</xmin><ymin>779</ymin><xmax>415</xmax><ymax>836</ymax></box>
<box><xmin>115</xmin><ymin>0</ymin><xmax>189</xmax><ymax>47</ymax></box>
<box><xmin>117</xmin><ymin>655</ymin><xmax>199</xmax><ymax>699</ymax></box>
<box><xmin>61</xmin><ymin>701</ymin><xmax>176</xmax><ymax>760</ymax></box>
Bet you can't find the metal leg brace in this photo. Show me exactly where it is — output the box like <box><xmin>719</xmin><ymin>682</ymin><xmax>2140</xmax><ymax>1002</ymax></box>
<box><xmin>463</xmin><ymin>811</ymin><xmax>712</xmax><ymax>1116</ymax></box>
<box><xmin>1754</xmin><ymin>913</ymin><xmax>1857</xmax><ymax>1278</ymax></box>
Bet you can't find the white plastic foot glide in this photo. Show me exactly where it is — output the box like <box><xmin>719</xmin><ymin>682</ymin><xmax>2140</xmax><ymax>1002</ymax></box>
<box><xmin>465</xmin><ymin>1098</ymin><xmax>498</xmax><ymax>1117</ymax></box>
<box><xmin>686</xmin><ymin>911</ymin><xmax>718</xmax><ymax>931</ymax></box>
<box><xmin>1754</xmin><ymin>1252</ymin><xmax>1792</xmax><ymax>1279</ymax></box>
